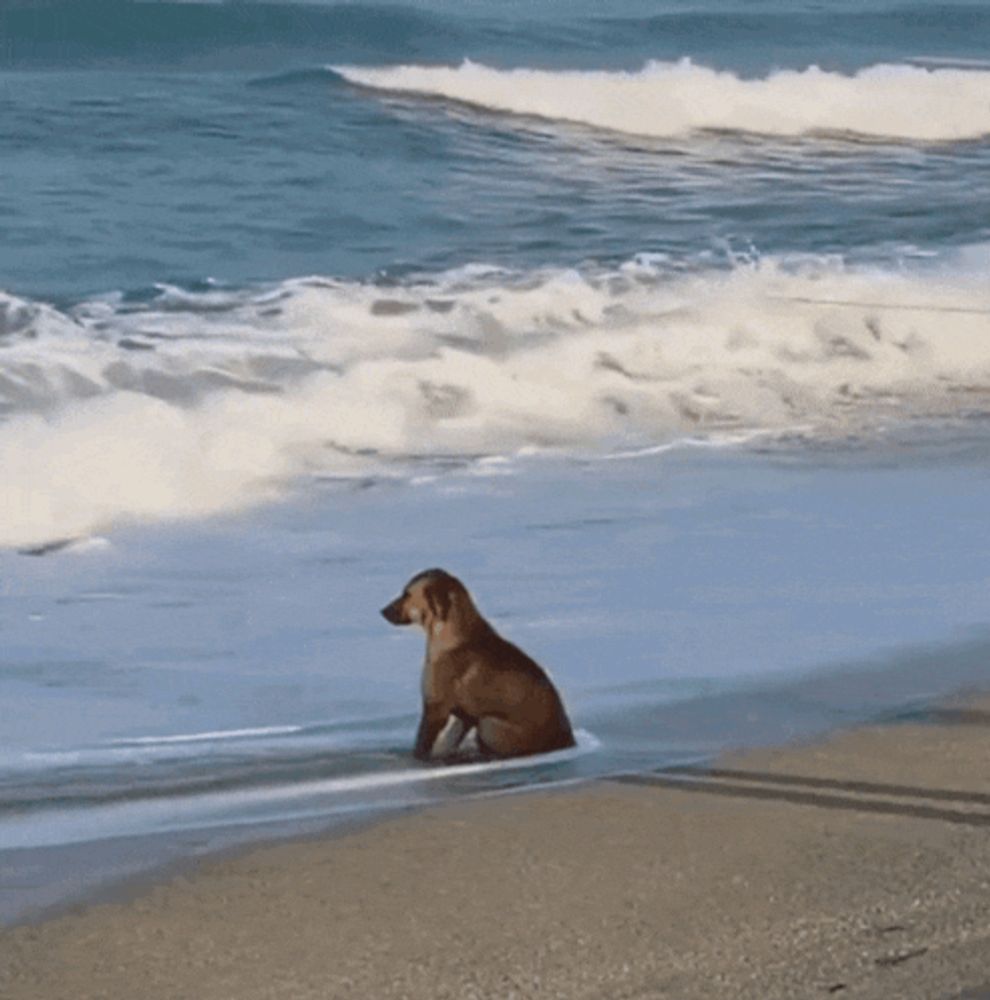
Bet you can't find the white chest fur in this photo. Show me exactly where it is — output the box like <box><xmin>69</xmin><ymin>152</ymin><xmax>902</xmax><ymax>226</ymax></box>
<box><xmin>420</xmin><ymin>655</ymin><xmax>433</xmax><ymax>700</ymax></box>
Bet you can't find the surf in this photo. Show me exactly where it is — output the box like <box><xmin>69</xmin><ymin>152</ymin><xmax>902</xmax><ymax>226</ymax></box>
<box><xmin>335</xmin><ymin>59</ymin><xmax>990</xmax><ymax>142</ymax></box>
<box><xmin>2</xmin><ymin>252</ymin><xmax>990</xmax><ymax>550</ymax></box>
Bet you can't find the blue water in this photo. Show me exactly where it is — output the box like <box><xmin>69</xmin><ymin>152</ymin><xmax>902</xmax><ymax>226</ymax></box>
<box><xmin>2</xmin><ymin>1</ymin><xmax>989</xmax><ymax>299</ymax></box>
<box><xmin>2</xmin><ymin>0</ymin><xmax>990</xmax><ymax>923</ymax></box>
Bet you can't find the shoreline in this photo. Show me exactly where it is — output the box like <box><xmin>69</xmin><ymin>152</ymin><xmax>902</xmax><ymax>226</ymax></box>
<box><xmin>7</xmin><ymin>438</ymin><xmax>990</xmax><ymax>934</ymax></box>
<box><xmin>2</xmin><ymin>654</ymin><xmax>986</xmax><ymax>932</ymax></box>
<box><xmin>2</xmin><ymin>692</ymin><xmax>988</xmax><ymax>999</ymax></box>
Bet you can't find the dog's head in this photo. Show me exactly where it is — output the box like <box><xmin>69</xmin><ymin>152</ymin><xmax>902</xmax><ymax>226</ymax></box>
<box><xmin>380</xmin><ymin>568</ymin><xmax>462</xmax><ymax>631</ymax></box>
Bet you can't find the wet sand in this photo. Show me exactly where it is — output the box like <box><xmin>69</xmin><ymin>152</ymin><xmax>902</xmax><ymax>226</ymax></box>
<box><xmin>2</xmin><ymin>697</ymin><xmax>988</xmax><ymax>1000</ymax></box>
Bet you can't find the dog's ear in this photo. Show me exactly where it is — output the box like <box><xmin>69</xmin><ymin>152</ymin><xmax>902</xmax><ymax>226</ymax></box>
<box><xmin>423</xmin><ymin>578</ymin><xmax>452</xmax><ymax>622</ymax></box>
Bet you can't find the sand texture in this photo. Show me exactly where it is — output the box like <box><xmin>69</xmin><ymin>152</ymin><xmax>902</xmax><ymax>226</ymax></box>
<box><xmin>2</xmin><ymin>698</ymin><xmax>989</xmax><ymax>1000</ymax></box>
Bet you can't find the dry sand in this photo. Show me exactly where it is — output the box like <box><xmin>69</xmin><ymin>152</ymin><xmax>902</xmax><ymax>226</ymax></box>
<box><xmin>2</xmin><ymin>698</ymin><xmax>989</xmax><ymax>1000</ymax></box>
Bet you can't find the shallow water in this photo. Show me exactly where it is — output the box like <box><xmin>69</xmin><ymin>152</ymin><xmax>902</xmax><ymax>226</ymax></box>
<box><xmin>4</xmin><ymin>438</ymin><xmax>990</xmax><ymax>922</ymax></box>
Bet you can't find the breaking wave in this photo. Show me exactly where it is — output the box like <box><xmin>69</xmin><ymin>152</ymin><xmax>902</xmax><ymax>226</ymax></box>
<box><xmin>336</xmin><ymin>59</ymin><xmax>990</xmax><ymax>142</ymax></box>
<box><xmin>1</xmin><ymin>252</ymin><xmax>989</xmax><ymax>549</ymax></box>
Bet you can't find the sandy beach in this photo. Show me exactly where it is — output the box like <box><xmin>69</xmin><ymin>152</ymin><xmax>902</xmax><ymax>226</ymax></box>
<box><xmin>2</xmin><ymin>696</ymin><xmax>987</xmax><ymax>1000</ymax></box>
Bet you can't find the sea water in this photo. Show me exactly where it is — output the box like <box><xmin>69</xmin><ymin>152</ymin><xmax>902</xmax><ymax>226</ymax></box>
<box><xmin>1</xmin><ymin>0</ymin><xmax>989</xmax><ymax>922</ymax></box>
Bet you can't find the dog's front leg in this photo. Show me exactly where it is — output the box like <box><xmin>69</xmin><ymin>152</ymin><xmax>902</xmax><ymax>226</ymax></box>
<box><xmin>429</xmin><ymin>712</ymin><xmax>470</xmax><ymax>760</ymax></box>
<box><xmin>413</xmin><ymin>700</ymin><xmax>452</xmax><ymax>761</ymax></box>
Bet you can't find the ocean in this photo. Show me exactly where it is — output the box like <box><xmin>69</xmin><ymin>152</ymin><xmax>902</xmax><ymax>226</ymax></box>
<box><xmin>2</xmin><ymin>0</ymin><xmax>990</xmax><ymax>923</ymax></box>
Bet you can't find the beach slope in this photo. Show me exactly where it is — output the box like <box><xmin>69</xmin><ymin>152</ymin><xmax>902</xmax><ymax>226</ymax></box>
<box><xmin>2</xmin><ymin>698</ymin><xmax>988</xmax><ymax>1000</ymax></box>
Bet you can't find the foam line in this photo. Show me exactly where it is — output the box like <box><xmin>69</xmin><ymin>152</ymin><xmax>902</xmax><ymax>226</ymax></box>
<box><xmin>110</xmin><ymin>725</ymin><xmax>306</xmax><ymax>747</ymax></box>
<box><xmin>0</xmin><ymin>731</ymin><xmax>601</xmax><ymax>848</ymax></box>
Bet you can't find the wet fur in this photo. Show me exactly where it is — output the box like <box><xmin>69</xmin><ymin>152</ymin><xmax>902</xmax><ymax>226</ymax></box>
<box><xmin>381</xmin><ymin>569</ymin><xmax>575</xmax><ymax>761</ymax></box>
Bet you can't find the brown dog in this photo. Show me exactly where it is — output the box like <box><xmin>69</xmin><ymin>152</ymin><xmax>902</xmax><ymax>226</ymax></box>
<box><xmin>381</xmin><ymin>569</ymin><xmax>575</xmax><ymax>761</ymax></box>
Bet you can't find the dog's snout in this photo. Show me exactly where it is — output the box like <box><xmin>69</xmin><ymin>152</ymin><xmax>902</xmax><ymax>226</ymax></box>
<box><xmin>381</xmin><ymin>597</ymin><xmax>406</xmax><ymax>625</ymax></box>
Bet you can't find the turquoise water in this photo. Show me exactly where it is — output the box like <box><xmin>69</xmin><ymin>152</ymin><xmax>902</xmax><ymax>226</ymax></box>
<box><xmin>2</xmin><ymin>1</ymin><xmax>989</xmax><ymax>298</ymax></box>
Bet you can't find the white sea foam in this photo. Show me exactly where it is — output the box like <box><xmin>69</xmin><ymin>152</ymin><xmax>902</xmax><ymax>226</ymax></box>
<box><xmin>334</xmin><ymin>59</ymin><xmax>990</xmax><ymax>141</ymax></box>
<box><xmin>1</xmin><ymin>254</ymin><xmax>990</xmax><ymax>549</ymax></box>
<box><xmin>111</xmin><ymin>725</ymin><xmax>306</xmax><ymax>747</ymax></box>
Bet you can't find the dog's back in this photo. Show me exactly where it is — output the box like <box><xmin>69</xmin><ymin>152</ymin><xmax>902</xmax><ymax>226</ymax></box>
<box><xmin>447</xmin><ymin>629</ymin><xmax>575</xmax><ymax>757</ymax></box>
